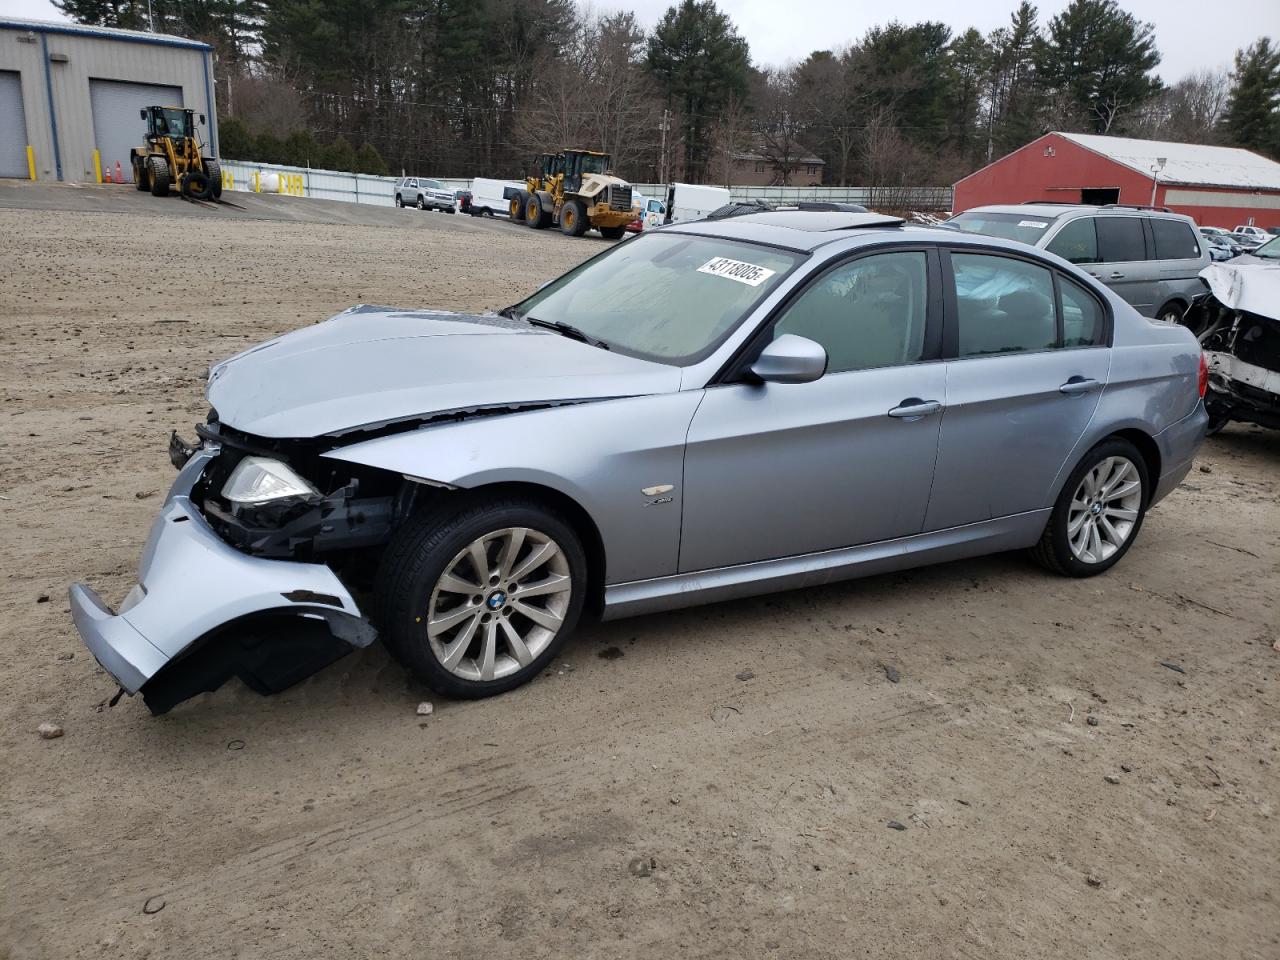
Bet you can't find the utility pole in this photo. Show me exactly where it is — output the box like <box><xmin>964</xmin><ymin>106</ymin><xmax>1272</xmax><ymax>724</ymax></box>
<box><xmin>147</xmin><ymin>0</ymin><xmax>155</xmax><ymax>32</ymax></box>
<box><xmin>659</xmin><ymin>109</ymin><xmax>670</xmax><ymax>185</ymax></box>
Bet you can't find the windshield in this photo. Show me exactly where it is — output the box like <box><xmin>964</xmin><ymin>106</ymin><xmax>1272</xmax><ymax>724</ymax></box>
<box><xmin>579</xmin><ymin>154</ymin><xmax>608</xmax><ymax>176</ymax></box>
<box><xmin>156</xmin><ymin>108</ymin><xmax>190</xmax><ymax>138</ymax></box>
<box><xmin>947</xmin><ymin>211</ymin><xmax>1059</xmax><ymax>246</ymax></box>
<box><xmin>1252</xmin><ymin>236</ymin><xmax>1280</xmax><ymax>259</ymax></box>
<box><xmin>510</xmin><ymin>232</ymin><xmax>803</xmax><ymax>365</ymax></box>
<box><xmin>422</xmin><ymin>179</ymin><xmax>444</xmax><ymax>191</ymax></box>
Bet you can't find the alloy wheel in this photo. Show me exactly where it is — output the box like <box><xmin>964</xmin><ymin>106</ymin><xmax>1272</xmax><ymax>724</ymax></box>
<box><xmin>1066</xmin><ymin>456</ymin><xmax>1143</xmax><ymax>564</ymax></box>
<box><xmin>426</xmin><ymin>527</ymin><xmax>572</xmax><ymax>681</ymax></box>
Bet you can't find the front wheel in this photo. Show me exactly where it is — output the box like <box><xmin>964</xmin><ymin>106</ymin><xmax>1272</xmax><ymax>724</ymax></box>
<box><xmin>417</xmin><ymin>195</ymin><xmax>426</xmax><ymax>210</ymax></box>
<box><xmin>1031</xmin><ymin>438</ymin><xmax>1149</xmax><ymax>577</ymax></box>
<box><xmin>376</xmin><ymin>499</ymin><xmax>588</xmax><ymax>699</ymax></box>
<box><xmin>1155</xmin><ymin>301</ymin><xmax>1185</xmax><ymax>324</ymax></box>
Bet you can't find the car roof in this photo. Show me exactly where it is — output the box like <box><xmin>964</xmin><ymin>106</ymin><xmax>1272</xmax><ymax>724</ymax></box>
<box><xmin>964</xmin><ymin>203</ymin><xmax>1195</xmax><ymax>222</ymax></box>
<box><xmin>663</xmin><ymin>211</ymin><xmax>913</xmax><ymax>252</ymax></box>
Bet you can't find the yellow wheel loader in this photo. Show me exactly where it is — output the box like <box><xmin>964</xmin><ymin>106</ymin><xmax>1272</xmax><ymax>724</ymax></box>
<box><xmin>508</xmin><ymin>150</ymin><xmax>633</xmax><ymax>239</ymax></box>
<box><xmin>130</xmin><ymin>106</ymin><xmax>222</xmax><ymax>201</ymax></box>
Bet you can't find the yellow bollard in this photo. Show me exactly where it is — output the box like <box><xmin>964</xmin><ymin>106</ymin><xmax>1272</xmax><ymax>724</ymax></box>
<box><xmin>93</xmin><ymin>149</ymin><xmax>102</xmax><ymax>184</ymax></box>
<box><xmin>253</xmin><ymin>171</ymin><xmax>260</xmax><ymax>192</ymax></box>
<box><xmin>26</xmin><ymin>145</ymin><xmax>35</xmax><ymax>180</ymax></box>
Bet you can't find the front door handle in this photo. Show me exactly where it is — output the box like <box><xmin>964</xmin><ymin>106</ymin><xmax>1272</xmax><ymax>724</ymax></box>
<box><xmin>1059</xmin><ymin>377</ymin><xmax>1101</xmax><ymax>396</ymax></box>
<box><xmin>1107</xmin><ymin>272</ymin><xmax>1125</xmax><ymax>280</ymax></box>
<box><xmin>888</xmin><ymin>398</ymin><xmax>943</xmax><ymax>419</ymax></box>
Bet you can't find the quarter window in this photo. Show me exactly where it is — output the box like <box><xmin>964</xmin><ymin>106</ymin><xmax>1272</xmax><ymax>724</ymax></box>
<box><xmin>772</xmin><ymin>252</ymin><xmax>929</xmax><ymax>374</ymax></box>
<box><xmin>1096</xmin><ymin>217</ymin><xmax>1146</xmax><ymax>262</ymax></box>
<box><xmin>1151</xmin><ymin>218</ymin><xmax>1201</xmax><ymax>260</ymax></box>
<box><xmin>1060</xmin><ymin>277</ymin><xmax>1105</xmax><ymax>347</ymax></box>
<box><xmin>952</xmin><ymin>254</ymin><xmax>1057</xmax><ymax>357</ymax></box>
<box><xmin>1046</xmin><ymin>217</ymin><xmax>1100</xmax><ymax>264</ymax></box>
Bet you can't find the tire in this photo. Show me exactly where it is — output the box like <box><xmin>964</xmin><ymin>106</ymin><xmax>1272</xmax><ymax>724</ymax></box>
<box><xmin>376</xmin><ymin>498</ymin><xmax>588</xmax><ymax>699</ymax></box>
<box><xmin>1205</xmin><ymin>406</ymin><xmax>1231</xmax><ymax>435</ymax></box>
<box><xmin>526</xmin><ymin>195</ymin><xmax>551</xmax><ymax>228</ymax></box>
<box><xmin>1155</xmin><ymin>301</ymin><xmax>1185</xmax><ymax>324</ymax></box>
<box><xmin>560</xmin><ymin>199</ymin><xmax>588</xmax><ymax>236</ymax></box>
<box><xmin>417</xmin><ymin>195</ymin><xmax>426</xmax><ymax>210</ymax></box>
<box><xmin>510</xmin><ymin>190</ymin><xmax>528</xmax><ymax>221</ymax></box>
<box><xmin>446</xmin><ymin>207</ymin><xmax>455</xmax><ymax>214</ymax></box>
<box><xmin>1030</xmin><ymin>438</ymin><xmax>1150</xmax><ymax>578</ymax></box>
<box><xmin>204</xmin><ymin>159</ymin><xmax>222</xmax><ymax>199</ymax></box>
<box><xmin>396</xmin><ymin>194</ymin><xmax>404</xmax><ymax>208</ymax></box>
<box><xmin>181</xmin><ymin>170</ymin><xmax>213</xmax><ymax>200</ymax></box>
<box><xmin>148</xmin><ymin>155</ymin><xmax>170</xmax><ymax>197</ymax></box>
<box><xmin>599</xmin><ymin>225</ymin><xmax>626</xmax><ymax>240</ymax></box>
<box><xmin>132</xmin><ymin>156</ymin><xmax>147</xmax><ymax>191</ymax></box>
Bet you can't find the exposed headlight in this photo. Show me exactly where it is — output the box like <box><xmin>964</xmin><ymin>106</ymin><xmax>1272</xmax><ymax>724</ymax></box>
<box><xmin>221</xmin><ymin>456</ymin><xmax>319</xmax><ymax>506</ymax></box>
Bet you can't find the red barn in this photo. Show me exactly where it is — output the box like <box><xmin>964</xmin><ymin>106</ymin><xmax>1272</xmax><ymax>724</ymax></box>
<box><xmin>954</xmin><ymin>132</ymin><xmax>1280</xmax><ymax>229</ymax></box>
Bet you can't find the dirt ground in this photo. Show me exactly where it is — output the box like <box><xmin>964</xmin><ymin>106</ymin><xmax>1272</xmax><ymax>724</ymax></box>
<box><xmin>1</xmin><ymin>185</ymin><xmax>1277</xmax><ymax>960</ymax></box>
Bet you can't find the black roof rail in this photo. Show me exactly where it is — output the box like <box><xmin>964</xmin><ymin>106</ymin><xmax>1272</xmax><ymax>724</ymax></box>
<box><xmin>1101</xmin><ymin>203</ymin><xmax>1173</xmax><ymax>213</ymax></box>
<box><xmin>1019</xmin><ymin>200</ymin><xmax>1084</xmax><ymax>205</ymax></box>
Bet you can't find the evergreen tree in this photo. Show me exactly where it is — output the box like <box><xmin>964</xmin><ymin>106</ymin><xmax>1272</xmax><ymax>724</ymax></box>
<box><xmin>1036</xmin><ymin>0</ymin><xmax>1161</xmax><ymax>133</ymax></box>
<box><xmin>646</xmin><ymin>0</ymin><xmax>751</xmax><ymax>181</ymax></box>
<box><xmin>1224</xmin><ymin>38</ymin><xmax>1280</xmax><ymax>157</ymax></box>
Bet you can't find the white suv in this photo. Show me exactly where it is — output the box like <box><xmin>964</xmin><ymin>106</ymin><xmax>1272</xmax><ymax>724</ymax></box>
<box><xmin>395</xmin><ymin>177</ymin><xmax>456</xmax><ymax>213</ymax></box>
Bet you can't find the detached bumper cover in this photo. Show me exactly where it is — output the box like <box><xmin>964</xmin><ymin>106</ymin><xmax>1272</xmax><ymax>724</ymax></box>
<box><xmin>68</xmin><ymin>448</ymin><xmax>374</xmax><ymax>695</ymax></box>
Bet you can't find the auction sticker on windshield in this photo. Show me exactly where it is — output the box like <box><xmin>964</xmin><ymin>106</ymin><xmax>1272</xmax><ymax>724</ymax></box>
<box><xmin>698</xmin><ymin>257</ymin><xmax>777</xmax><ymax>287</ymax></box>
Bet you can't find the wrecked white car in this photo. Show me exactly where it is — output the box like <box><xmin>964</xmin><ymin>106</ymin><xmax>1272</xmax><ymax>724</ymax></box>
<box><xmin>1184</xmin><ymin>261</ymin><xmax>1280</xmax><ymax>433</ymax></box>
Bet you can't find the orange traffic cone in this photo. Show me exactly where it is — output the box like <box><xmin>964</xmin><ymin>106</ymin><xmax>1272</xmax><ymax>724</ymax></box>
<box><xmin>104</xmin><ymin>164</ymin><xmax>112</xmax><ymax>183</ymax></box>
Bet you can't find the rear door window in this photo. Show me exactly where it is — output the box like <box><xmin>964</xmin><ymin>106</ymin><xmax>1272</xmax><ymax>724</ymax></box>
<box><xmin>1096</xmin><ymin>217</ymin><xmax>1146</xmax><ymax>262</ymax></box>
<box><xmin>1046</xmin><ymin>217</ymin><xmax>1100</xmax><ymax>264</ymax></box>
<box><xmin>1151</xmin><ymin>219</ymin><xmax>1201</xmax><ymax>260</ymax></box>
<box><xmin>952</xmin><ymin>253</ymin><xmax>1058</xmax><ymax>357</ymax></box>
<box><xmin>1059</xmin><ymin>277</ymin><xmax>1105</xmax><ymax>347</ymax></box>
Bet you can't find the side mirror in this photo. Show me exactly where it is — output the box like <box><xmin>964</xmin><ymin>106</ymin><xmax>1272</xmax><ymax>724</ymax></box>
<box><xmin>750</xmin><ymin>334</ymin><xmax>827</xmax><ymax>384</ymax></box>
<box><xmin>140</xmin><ymin>108</ymin><xmax>146</xmax><ymax>119</ymax></box>
<box><xmin>199</xmin><ymin>114</ymin><xmax>206</xmax><ymax>124</ymax></box>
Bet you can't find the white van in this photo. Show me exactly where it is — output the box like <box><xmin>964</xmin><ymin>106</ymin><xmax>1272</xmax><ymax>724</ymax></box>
<box><xmin>664</xmin><ymin>183</ymin><xmax>731</xmax><ymax>223</ymax></box>
<box><xmin>469</xmin><ymin>177</ymin><xmax>525</xmax><ymax>218</ymax></box>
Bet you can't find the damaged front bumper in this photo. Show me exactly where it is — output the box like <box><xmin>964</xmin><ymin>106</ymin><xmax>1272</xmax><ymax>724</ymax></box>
<box><xmin>68</xmin><ymin>448</ymin><xmax>376</xmax><ymax>713</ymax></box>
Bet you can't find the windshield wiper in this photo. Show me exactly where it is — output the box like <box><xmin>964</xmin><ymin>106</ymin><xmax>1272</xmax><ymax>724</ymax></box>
<box><xmin>524</xmin><ymin>316</ymin><xmax>610</xmax><ymax>350</ymax></box>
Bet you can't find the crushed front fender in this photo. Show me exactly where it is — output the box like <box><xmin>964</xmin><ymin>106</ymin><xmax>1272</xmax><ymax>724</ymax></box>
<box><xmin>68</xmin><ymin>448</ymin><xmax>376</xmax><ymax>713</ymax></box>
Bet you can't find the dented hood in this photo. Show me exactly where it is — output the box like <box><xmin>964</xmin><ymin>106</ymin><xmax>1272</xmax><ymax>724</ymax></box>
<box><xmin>1199</xmin><ymin>262</ymin><xmax>1280</xmax><ymax>321</ymax></box>
<box><xmin>207</xmin><ymin>305</ymin><xmax>682</xmax><ymax>438</ymax></box>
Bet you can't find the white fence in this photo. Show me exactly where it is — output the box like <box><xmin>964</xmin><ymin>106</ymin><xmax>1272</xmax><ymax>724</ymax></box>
<box><xmin>218</xmin><ymin>160</ymin><xmax>951</xmax><ymax>211</ymax></box>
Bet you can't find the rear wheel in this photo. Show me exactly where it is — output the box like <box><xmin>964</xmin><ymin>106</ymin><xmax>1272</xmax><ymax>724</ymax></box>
<box><xmin>376</xmin><ymin>499</ymin><xmax>588</xmax><ymax>699</ymax></box>
<box><xmin>510</xmin><ymin>190</ymin><xmax>528</xmax><ymax>221</ymax></box>
<box><xmin>526</xmin><ymin>195</ymin><xmax>551</xmax><ymax>228</ymax></box>
<box><xmin>1031</xmin><ymin>438</ymin><xmax>1149</xmax><ymax>577</ymax></box>
<box><xmin>599</xmin><ymin>224</ymin><xmax>626</xmax><ymax>240</ymax></box>
<box><xmin>395</xmin><ymin>194</ymin><xmax>404</xmax><ymax>208</ymax></box>
<box><xmin>559</xmin><ymin>199</ymin><xmax>588</xmax><ymax>236</ymax></box>
<box><xmin>148</xmin><ymin>155</ymin><xmax>170</xmax><ymax>197</ymax></box>
<box><xmin>204</xmin><ymin>159</ymin><xmax>222</xmax><ymax>199</ymax></box>
<box><xmin>132</xmin><ymin>156</ymin><xmax>148</xmax><ymax>191</ymax></box>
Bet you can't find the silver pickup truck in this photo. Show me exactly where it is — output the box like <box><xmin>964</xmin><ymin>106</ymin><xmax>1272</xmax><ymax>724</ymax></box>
<box><xmin>395</xmin><ymin>177</ymin><xmax>456</xmax><ymax>213</ymax></box>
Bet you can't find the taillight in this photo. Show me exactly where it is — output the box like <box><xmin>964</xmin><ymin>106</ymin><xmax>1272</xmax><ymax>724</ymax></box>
<box><xmin>1198</xmin><ymin>352</ymin><xmax>1208</xmax><ymax>398</ymax></box>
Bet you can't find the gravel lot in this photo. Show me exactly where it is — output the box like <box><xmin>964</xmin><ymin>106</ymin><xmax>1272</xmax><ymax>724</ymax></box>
<box><xmin>1</xmin><ymin>185</ymin><xmax>1277</xmax><ymax>960</ymax></box>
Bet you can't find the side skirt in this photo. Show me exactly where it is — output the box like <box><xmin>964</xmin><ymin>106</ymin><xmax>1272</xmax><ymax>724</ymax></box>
<box><xmin>602</xmin><ymin>510</ymin><xmax>1051</xmax><ymax>621</ymax></box>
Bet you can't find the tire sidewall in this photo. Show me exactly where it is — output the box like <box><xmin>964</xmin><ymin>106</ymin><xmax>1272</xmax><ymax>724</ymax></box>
<box><xmin>378</xmin><ymin>501</ymin><xmax>589</xmax><ymax>698</ymax></box>
<box><xmin>1047</xmin><ymin>439</ymin><xmax>1151</xmax><ymax>576</ymax></box>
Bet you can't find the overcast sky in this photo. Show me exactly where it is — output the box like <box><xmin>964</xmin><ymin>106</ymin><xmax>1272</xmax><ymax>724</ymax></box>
<box><xmin>7</xmin><ymin>0</ymin><xmax>1277</xmax><ymax>82</ymax></box>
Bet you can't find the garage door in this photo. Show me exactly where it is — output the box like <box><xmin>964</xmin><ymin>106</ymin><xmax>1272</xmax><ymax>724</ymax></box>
<box><xmin>90</xmin><ymin>79</ymin><xmax>183</xmax><ymax>182</ymax></box>
<box><xmin>0</xmin><ymin>71</ymin><xmax>30</xmax><ymax>178</ymax></box>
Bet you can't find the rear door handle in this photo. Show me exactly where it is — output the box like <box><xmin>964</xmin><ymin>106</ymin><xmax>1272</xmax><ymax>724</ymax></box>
<box><xmin>888</xmin><ymin>398</ymin><xmax>943</xmax><ymax>419</ymax></box>
<box><xmin>1059</xmin><ymin>377</ymin><xmax>1101</xmax><ymax>396</ymax></box>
